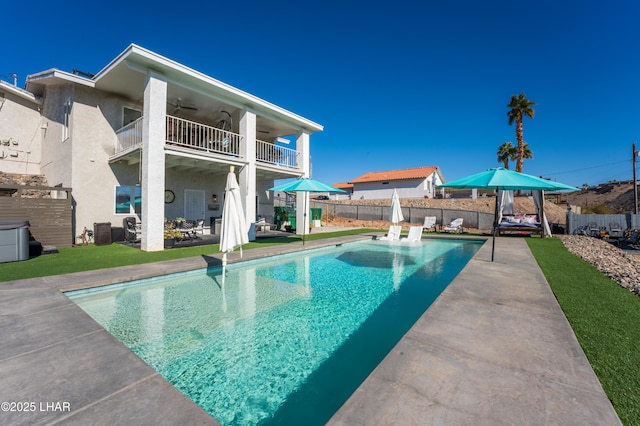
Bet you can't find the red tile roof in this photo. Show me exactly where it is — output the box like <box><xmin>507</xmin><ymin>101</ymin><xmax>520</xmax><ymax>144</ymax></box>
<box><xmin>349</xmin><ymin>166</ymin><xmax>439</xmax><ymax>184</ymax></box>
<box><xmin>332</xmin><ymin>181</ymin><xmax>354</xmax><ymax>189</ymax></box>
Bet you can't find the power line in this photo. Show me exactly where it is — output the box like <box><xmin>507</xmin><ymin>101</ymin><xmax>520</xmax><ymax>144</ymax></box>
<box><xmin>542</xmin><ymin>159</ymin><xmax>629</xmax><ymax>177</ymax></box>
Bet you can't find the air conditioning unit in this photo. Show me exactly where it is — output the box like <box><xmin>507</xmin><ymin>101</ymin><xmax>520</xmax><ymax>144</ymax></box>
<box><xmin>9</xmin><ymin>151</ymin><xmax>18</xmax><ymax>157</ymax></box>
<box><xmin>0</xmin><ymin>149</ymin><xmax>5</xmax><ymax>158</ymax></box>
<box><xmin>1</xmin><ymin>139</ymin><xmax>9</xmax><ymax>146</ymax></box>
<box><xmin>11</xmin><ymin>138</ymin><xmax>18</xmax><ymax>145</ymax></box>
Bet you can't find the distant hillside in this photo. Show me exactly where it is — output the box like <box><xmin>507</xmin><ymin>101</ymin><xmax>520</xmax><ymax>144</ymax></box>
<box><xmin>565</xmin><ymin>181</ymin><xmax>638</xmax><ymax>213</ymax></box>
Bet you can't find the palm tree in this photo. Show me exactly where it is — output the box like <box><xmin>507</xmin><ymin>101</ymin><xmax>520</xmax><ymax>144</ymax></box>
<box><xmin>507</xmin><ymin>93</ymin><xmax>536</xmax><ymax>172</ymax></box>
<box><xmin>522</xmin><ymin>142</ymin><xmax>533</xmax><ymax>162</ymax></box>
<box><xmin>497</xmin><ymin>142</ymin><xmax>517</xmax><ymax>169</ymax></box>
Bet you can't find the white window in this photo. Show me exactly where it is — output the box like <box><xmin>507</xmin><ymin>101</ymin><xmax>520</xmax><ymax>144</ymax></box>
<box><xmin>62</xmin><ymin>97</ymin><xmax>71</xmax><ymax>141</ymax></box>
<box><xmin>115</xmin><ymin>185</ymin><xmax>142</xmax><ymax>215</ymax></box>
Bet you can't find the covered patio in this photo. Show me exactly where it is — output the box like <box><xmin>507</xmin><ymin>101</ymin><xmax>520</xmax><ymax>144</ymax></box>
<box><xmin>95</xmin><ymin>45</ymin><xmax>321</xmax><ymax>251</ymax></box>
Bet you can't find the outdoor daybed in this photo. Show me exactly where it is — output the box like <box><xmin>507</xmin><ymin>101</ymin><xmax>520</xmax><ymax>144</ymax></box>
<box><xmin>498</xmin><ymin>214</ymin><xmax>543</xmax><ymax>236</ymax></box>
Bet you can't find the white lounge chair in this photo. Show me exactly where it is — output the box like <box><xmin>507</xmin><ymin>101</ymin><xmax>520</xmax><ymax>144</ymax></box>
<box><xmin>423</xmin><ymin>216</ymin><xmax>437</xmax><ymax>232</ymax></box>
<box><xmin>401</xmin><ymin>226</ymin><xmax>423</xmax><ymax>243</ymax></box>
<box><xmin>443</xmin><ymin>218</ymin><xmax>463</xmax><ymax>233</ymax></box>
<box><xmin>379</xmin><ymin>225</ymin><xmax>402</xmax><ymax>241</ymax></box>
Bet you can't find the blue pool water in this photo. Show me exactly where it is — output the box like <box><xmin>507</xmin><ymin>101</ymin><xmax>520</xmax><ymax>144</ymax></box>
<box><xmin>67</xmin><ymin>239</ymin><xmax>482</xmax><ymax>425</ymax></box>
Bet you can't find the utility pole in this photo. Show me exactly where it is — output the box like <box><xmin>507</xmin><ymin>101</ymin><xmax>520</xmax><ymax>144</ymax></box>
<box><xmin>634</xmin><ymin>142</ymin><xmax>638</xmax><ymax>214</ymax></box>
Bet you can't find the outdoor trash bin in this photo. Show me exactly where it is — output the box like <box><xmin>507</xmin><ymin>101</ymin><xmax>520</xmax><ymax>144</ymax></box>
<box><xmin>0</xmin><ymin>220</ymin><xmax>30</xmax><ymax>263</ymax></box>
<box><xmin>310</xmin><ymin>208</ymin><xmax>322</xmax><ymax>221</ymax></box>
<box><xmin>94</xmin><ymin>222</ymin><xmax>112</xmax><ymax>246</ymax></box>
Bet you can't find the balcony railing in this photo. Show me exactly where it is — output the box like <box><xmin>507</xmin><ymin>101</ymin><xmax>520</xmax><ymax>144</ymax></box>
<box><xmin>166</xmin><ymin>115</ymin><xmax>241</xmax><ymax>157</ymax></box>
<box><xmin>256</xmin><ymin>139</ymin><xmax>298</xmax><ymax>169</ymax></box>
<box><xmin>114</xmin><ymin>116</ymin><xmax>300</xmax><ymax>170</ymax></box>
<box><xmin>115</xmin><ymin>117</ymin><xmax>143</xmax><ymax>153</ymax></box>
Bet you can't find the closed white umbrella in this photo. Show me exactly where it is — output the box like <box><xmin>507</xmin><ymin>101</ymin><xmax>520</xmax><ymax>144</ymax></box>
<box><xmin>390</xmin><ymin>188</ymin><xmax>404</xmax><ymax>225</ymax></box>
<box><xmin>219</xmin><ymin>166</ymin><xmax>249</xmax><ymax>269</ymax></box>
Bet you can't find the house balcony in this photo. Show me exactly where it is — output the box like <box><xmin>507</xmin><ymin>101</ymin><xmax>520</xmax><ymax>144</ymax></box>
<box><xmin>111</xmin><ymin>115</ymin><xmax>301</xmax><ymax>174</ymax></box>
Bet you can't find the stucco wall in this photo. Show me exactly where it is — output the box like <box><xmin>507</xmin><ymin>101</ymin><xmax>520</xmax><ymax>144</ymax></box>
<box><xmin>39</xmin><ymin>84</ymin><xmax>73</xmax><ymax>188</ymax></box>
<box><xmin>70</xmin><ymin>86</ymin><xmax>126</xmax><ymax>231</ymax></box>
<box><xmin>164</xmin><ymin>169</ymin><xmax>227</xmax><ymax>222</ymax></box>
<box><xmin>0</xmin><ymin>89</ymin><xmax>42</xmax><ymax>174</ymax></box>
<box><xmin>257</xmin><ymin>179</ymin><xmax>275</xmax><ymax>223</ymax></box>
<box><xmin>37</xmin><ymin>84</ymin><xmax>148</xmax><ymax>234</ymax></box>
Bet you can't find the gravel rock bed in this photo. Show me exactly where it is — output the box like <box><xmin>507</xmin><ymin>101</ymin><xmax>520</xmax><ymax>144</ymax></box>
<box><xmin>557</xmin><ymin>235</ymin><xmax>640</xmax><ymax>296</ymax></box>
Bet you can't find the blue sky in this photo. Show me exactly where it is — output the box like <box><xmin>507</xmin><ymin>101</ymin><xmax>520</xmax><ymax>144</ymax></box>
<box><xmin>3</xmin><ymin>0</ymin><xmax>639</xmax><ymax>188</ymax></box>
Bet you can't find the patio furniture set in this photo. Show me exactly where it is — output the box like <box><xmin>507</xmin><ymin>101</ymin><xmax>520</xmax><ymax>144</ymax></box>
<box><xmin>497</xmin><ymin>214</ymin><xmax>543</xmax><ymax>236</ymax></box>
<box><xmin>123</xmin><ymin>217</ymin><xmax>204</xmax><ymax>243</ymax></box>
<box><xmin>379</xmin><ymin>217</ymin><xmax>464</xmax><ymax>241</ymax></box>
<box><xmin>423</xmin><ymin>216</ymin><xmax>464</xmax><ymax>234</ymax></box>
<box><xmin>168</xmin><ymin>219</ymin><xmax>205</xmax><ymax>241</ymax></box>
<box><xmin>574</xmin><ymin>222</ymin><xmax>640</xmax><ymax>248</ymax></box>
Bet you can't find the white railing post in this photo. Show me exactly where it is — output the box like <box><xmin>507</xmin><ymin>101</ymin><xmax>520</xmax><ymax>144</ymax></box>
<box><xmin>255</xmin><ymin>139</ymin><xmax>299</xmax><ymax>169</ymax></box>
<box><xmin>115</xmin><ymin>116</ymin><xmax>143</xmax><ymax>153</ymax></box>
<box><xmin>115</xmin><ymin>114</ymin><xmax>254</xmax><ymax>161</ymax></box>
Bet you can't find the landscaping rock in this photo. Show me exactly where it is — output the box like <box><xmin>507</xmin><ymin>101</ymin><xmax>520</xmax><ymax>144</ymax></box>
<box><xmin>557</xmin><ymin>235</ymin><xmax>640</xmax><ymax>297</ymax></box>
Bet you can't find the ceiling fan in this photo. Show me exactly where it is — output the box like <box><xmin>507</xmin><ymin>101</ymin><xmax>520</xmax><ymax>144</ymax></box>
<box><xmin>168</xmin><ymin>98</ymin><xmax>198</xmax><ymax>114</ymax></box>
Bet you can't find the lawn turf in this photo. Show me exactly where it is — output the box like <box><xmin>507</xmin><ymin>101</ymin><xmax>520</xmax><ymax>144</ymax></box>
<box><xmin>528</xmin><ymin>237</ymin><xmax>640</xmax><ymax>425</ymax></box>
<box><xmin>0</xmin><ymin>229</ymin><xmax>377</xmax><ymax>282</ymax></box>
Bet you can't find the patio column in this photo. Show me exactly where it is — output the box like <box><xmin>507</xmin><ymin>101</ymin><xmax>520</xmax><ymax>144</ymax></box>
<box><xmin>140</xmin><ymin>71</ymin><xmax>166</xmax><ymax>251</ymax></box>
<box><xmin>296</xmin><ymin>131</ymin><xmax>311</xmax><ymax>236</ymax></box>
<box><xmin>239</xmin><ymin>109</ymin><xmax>257</xmax><ymax>240</ymax></box>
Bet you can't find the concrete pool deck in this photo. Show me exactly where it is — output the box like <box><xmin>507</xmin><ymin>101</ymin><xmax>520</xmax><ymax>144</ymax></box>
<box><xmin>0</xmin><ymin>234</ymin><xmax>621</xmax><ymax>425</ymax></box>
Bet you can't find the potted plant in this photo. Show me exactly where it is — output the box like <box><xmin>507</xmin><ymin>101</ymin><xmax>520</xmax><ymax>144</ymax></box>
<box><xmin>164</xmin><ymin>224</ymin><xmax>182</xmax><ymax>248</ymax></box>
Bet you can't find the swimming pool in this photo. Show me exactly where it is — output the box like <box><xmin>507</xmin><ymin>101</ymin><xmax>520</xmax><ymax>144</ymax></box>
<box><xmin>67</xmin><ymin>238</ymin><xmax>482</xmax><ymax>425</ymax></box>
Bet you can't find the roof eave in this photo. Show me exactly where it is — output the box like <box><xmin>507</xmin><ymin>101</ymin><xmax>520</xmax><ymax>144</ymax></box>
<box><xmin>0</xmin><ymin>80</ymin><xmax>43</xmax><ymax>105</ymax></box>
<box><xmin>25</xmin><ymin>69</ymin><xmax>95</xmax><ymax>97</ymax></box>
<box><xmin>94</xmin><ymin>44</ymin><xmax>323</xmax><ymax>133</ymax></box>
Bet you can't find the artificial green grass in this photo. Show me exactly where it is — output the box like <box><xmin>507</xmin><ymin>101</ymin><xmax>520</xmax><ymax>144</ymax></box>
<box><xmin>527</xmin><ymin>238</ymin><xmax>640</xmax><ymax>426</ymax></box>
<box><xmin>0</xmin><ymin>228</ymin><xmax>377</xmax><ymax>282</ymax></box>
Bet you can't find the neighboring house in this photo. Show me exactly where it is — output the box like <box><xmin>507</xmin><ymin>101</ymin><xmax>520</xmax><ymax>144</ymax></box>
<box><xmin>0</xmin><ymin>81</ymin><xmax>42</xmax><ymax>175</ymax></box>
<box><xmin>0</xmin><ymin>44</ymin><xmax>322</xmax><ymax>251</ymax></box>
<box><xmin>349</xmin><ymin>166</ymin><xmax>444</xmax><ymax>200</ymax></box>
<box><xmin>332</xmin><ymin>182</ymin><xmax>353</xmax><ymax>200</ymax></box>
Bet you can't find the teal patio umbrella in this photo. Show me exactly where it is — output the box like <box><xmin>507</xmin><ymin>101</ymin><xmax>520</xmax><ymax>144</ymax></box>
<box><xmin>438</xmin><ymin>168</ymin><xmax>577</xmax><ymax>261</ymax></box>
<box><xmin>269</xmin><ymin>177</ymin><xmax>346</xmax><ymax>245</ymax></box>
<box><xmin>438</xmin><ymin>167</ymin><xmax>577</xmax><ymax>192</ymax></box>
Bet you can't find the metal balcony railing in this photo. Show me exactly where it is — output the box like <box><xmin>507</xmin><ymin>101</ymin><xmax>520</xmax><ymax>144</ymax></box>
<box><xmin>114</xmin><ymin>116</ymin><xmax>300</xmax><ymax>170</ymax></box>
<box><xmin>115</xmin><ymin>117</ymin><xmax>143</xmax><ymax>152</ymax></box>
<box><xmin>256</xmin><ymin>139</ymin><xmax>298</xmax><ymax>169</ymax></box>
<box><xmin>166</xmin><ymin>115</ymin><xmax>241</xmax><ymax>157</ymax></box>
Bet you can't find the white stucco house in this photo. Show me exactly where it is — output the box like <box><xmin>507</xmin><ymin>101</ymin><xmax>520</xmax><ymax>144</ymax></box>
<box><xmin>331</xmin><ymin>182</ymin><xmax>353</xmax><ymax>200</ymax></box>
<box><xmin>349</xmin><ymin>166</ymin><xmax>444</xmax><ymax>200</ymax></box>
<box><xmin>0</xmin><ymin>44</ymin><xmax>322</xmax><ymax>251</ymax></box>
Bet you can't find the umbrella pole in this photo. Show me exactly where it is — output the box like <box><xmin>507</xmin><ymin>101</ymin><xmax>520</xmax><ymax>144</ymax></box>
<box><xmin>491</xmin><ymin>230</ymin><xmax>496</xmax><ymax>262</ymax></box>
<box><xmin>221</xmin><ymin>251</ymin><xmax>228</xmax><ymax>287</ymax></box>
<box><xmin>492</xmin><ymin>190</ymin><xmax>500</xmax><ymax>262</ymax></box>
<box><xmin>303</xmin><ymin>192</ymin><xmax>307</xmax><ymax>246</ymax></box>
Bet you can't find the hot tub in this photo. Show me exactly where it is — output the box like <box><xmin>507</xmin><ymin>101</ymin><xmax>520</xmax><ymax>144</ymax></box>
<box><xmin>0</xmin><ymin>220</ymin><xmax>30</xmax><ymax>263</ymax></box>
